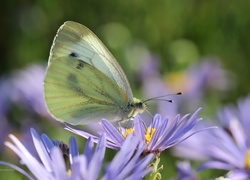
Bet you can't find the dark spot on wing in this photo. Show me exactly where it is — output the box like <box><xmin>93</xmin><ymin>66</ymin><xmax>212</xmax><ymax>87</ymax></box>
<box><xmin>76</xmin><ymin>60</ymin><xmax>85</xmax><ymax>70</ymax></box>
<box><xmin>69</xmin><ymin>52</ymin><xmax>78</xmax><ymax>58</ymax></box>
<box><xmin>68</xmin><ymin>73</ymin><xmax>78</xmax><ymax>84</ymax></box>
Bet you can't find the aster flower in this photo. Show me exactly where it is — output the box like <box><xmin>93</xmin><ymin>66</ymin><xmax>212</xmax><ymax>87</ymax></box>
<box><xmin>65</xmin><ymin>108</ymin><xmax>212</xmax><ymax>154</ymax></box>
<box><xmin>9</xmin><ymin>64</ymin><xmax>49</xmax><ymax>118</ymax></box>
<box><xmin>0</xmin><ymin>77</ymin><xmax>22</xmax><ymax>151</ymax></box>
<box><xmin>0</xmin><ymin>128</ymin><xmax>154</xmax><ymax>180</ymax></box>
<box><xmin>0</xmin><ymin>78</ymin><xmax>12</xmax><ymax>150</ymax></box>
<box><xmin>140</xmin><ymin>57</ymin><xmax>231</xmax><ymax>118</ymax></box>
<box><xmin>0</xmin><ymin>64</ymin><xmax>52</xmax><ymax>151</ymax></box>
<box><xmin>173</xmin><ymin>96</ymin><xmax>250</xmax><ymax>179</ymax></box>
<box><xmin>0</xmin><ymin>64</ymin><xmax>51</xmax><ymax>124</ymax></box>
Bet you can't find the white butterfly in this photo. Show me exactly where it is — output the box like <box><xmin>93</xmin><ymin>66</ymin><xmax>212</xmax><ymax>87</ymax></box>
<box><xmin>43</xmin><ymin>21</ymin><xmax>147</xmax><ymax>125</ymax></box>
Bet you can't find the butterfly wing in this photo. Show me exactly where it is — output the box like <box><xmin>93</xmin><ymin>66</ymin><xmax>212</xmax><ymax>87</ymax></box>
<box><xmin>44</xmin><ymin>56</ymin><xmax>129</xmax><ymax>125</ymax></box>
<box><xmin>49</xmin><ymin>21</ymin><xmax>133</xmax><ymax>102</ymax></box>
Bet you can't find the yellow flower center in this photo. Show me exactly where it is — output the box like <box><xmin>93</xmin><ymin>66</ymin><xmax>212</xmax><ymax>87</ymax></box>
<box><xmin>121</xmin><ymin>127</ymin><xmax>156</xmax><ymax>144</ymax></box>
<box><xmin>245</xmin><ymin>149</ymin><xmax>250</xmax><ymax>170</ymax></box>
<box><xmin>145</xmin><ymin>128</ymin><xmax>156</xmax><ymax>144</ymax></box>
<box><xmin>67</xmin><ymin>169</ymin><xmax>71</xmax><ymax>176</ymax></box>
<box><xmin>122</xmin><ymin>128</ymin><xmax>134</xmax><ymax>138</ymax></box>
<box><xmin>164</xmin><ymin>71</ymin><xmax>189</xmax><ymax>92</ymax></box>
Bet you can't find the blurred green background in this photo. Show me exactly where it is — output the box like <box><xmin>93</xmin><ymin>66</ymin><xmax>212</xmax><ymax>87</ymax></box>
<box><xmin>1</xmin><ymin>0</ymin><xmax>250</xmax><ymax>179</ymax></box>
<box><xmin>2</xmin><ymin>1</ymin><xmax>250</xmax><ymax>100</ymax></box>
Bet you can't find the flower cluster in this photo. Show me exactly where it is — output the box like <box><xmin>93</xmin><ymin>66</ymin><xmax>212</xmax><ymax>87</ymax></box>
<box><xmin>0</xmin><ymin>59</ymin><xmax>239</xmax><ymax>179</ymax></box>
<box><xmin>0</xmin><ymin>128</ymin><xmax>154</xmax><ymax>179</ymax></box>
<box><xmin>139</xmin><ymin>57</ymin><xmax>231</xmax><ymax>118</ymax></box>
<box><xmin>0</xmin><ymin>106</ymin><xmax>212</xmax><ymax>179</ymax></box>
<box><xmin>173</xmin><ymin>96</ymin><xmax>250</xmax><ymax>179</ymax></box>
<box><xmin>0</xmin><ymin>64</ymin><xmax>51</xmax><ymax>150</ymax></box>
<box><xmin>65</xmin><ymin>108</ymin><xmax>210</xmax><ymax>155</ymax></box>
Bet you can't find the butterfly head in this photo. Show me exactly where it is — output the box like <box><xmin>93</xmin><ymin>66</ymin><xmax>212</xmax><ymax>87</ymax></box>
<box><xmin>126</xmin><ymin>97</ymin><xmax>147</xmax><ymax>119</ymax></box>
<box><xmin>125</xmin><ymin>92</ymin><xmax>182</xmax><ymax>120</ymax></box>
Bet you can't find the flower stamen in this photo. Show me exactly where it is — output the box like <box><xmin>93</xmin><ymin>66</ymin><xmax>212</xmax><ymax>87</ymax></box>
<box><xmin>67</xmin><ymin>169</ymin><xmax>71</xmax><ymax>176</ymax></box>
<box><xmin>245</xmin><ymin>149</ymin><xmax>250</xmax><ymax>170</ymax></box>
<box><xmin>122</xmin><ymin>128</ymin><xmax>134</xmax><ymax>138</ymax></box>
<box><xmin>145</xmin><ymin>128</ymin><xmax>156</xmax><ymax>144</ymax></box>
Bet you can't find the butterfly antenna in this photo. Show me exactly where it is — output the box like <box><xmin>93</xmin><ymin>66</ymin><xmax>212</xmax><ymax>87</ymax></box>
<box><xmin>143</xmin><ymin>92</ymin><xmax>182</xmax><ymax>103</ymax></box>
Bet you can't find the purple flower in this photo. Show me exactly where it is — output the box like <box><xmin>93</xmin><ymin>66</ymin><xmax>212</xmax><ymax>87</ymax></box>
<box><xmin>0</xmin><ymin>128</ymin><xmax>153</xmax><ymax>179</ymax></box>
<box><xmin>0</xmin><ymin>64</ymin><xmax>50</xmax><ymax>121</ymax></box>
<box><xmin>140</xmin><ymin>58</ymin><xmax>232</xmax><ymax>118</ymax></box>
<box><xmin>0</xmin><ymin>78</ymin><xmax>15</xmax><ymax>150</ymax></box>
<box><xmin>185</xmin><ymin>59</ymin><xmax>231</xmax><ymax>96</ymax></box>
<box><xmin>0</xmin><ymin>64</ymin><xmax>51</xmax><ymax>150</ymax></box>
<box><xmin>0</xmin><ymin>77</ymin><xmax>15</xmax><ymax>147</ymax></box>
<box><xmin>0</xmin><ymin>77</ymin><xmax>12</xmax><ymax>116</ymax></box>
<box><xmin>102</xmin><ymin>134</ymin><xmax>153</xmax><ymax>180</ymax></box>
<box><xmin>175</xmin><ymin>161</ymin><xmax>197</xmax><ymax>180</ymax></box>
<box><xmin>65</xmin><ymin>108</ymin><xmax>212</xmax><ymax>154</ymax></box>
<box><xmin>9</xmin><ymin>64</ymin><xmax>49</xmax><ymax>118</ymax></box>
<box><xmin>173</xmin><ymin>96</ymin><xmax>250</xmax><ymax>179</ymax></box>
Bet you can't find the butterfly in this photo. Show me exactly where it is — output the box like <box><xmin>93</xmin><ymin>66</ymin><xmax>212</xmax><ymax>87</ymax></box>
<box><xmin>43</xmin><ymin>21</ymin><xmax>147</xmax><ymax>125</ymax></box>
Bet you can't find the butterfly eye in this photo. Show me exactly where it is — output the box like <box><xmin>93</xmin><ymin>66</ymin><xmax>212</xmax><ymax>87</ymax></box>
<box><xmin>138</xmin><ymin>102</ymin><xmax>143</xmax><ymax>108</ymax></box>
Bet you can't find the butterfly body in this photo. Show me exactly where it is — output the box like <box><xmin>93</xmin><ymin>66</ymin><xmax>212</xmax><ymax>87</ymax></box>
<box><xmin>44</xmin><ymin>21</ymin><xmax>146</xmax><ymax>125</ymax></box>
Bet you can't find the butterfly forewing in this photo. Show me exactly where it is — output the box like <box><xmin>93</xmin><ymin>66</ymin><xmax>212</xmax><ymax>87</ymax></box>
<box><xmin>44</xmin><ymin>56</ymin><xmax>129</xmax><ymax>125</ymax></box>
<box><xmin>49</xmin><ymin>21</ymin><xmax>133</xmax><ymax>102</ymax></box>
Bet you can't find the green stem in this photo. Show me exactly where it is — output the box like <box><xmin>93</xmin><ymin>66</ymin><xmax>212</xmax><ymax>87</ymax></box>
<box><xmin>145</xmin><ymin>155</ymin><xmax>163</xmax><ymax>180</ymax></box>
